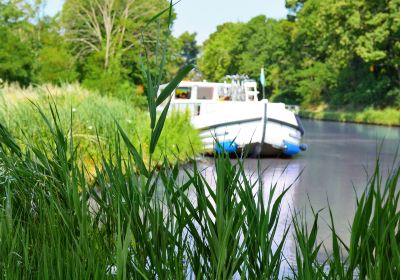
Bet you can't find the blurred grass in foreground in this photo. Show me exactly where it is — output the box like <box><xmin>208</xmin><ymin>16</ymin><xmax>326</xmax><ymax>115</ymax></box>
<box><xmin>0</xmin><ymin>107</ymin><xmax>398</xmax><ymax>278</ymax></box>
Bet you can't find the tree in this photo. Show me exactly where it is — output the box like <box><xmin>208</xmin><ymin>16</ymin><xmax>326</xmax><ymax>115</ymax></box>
<box><xmin>238</xmin><ymin>17</ymin><xmax>295</xmax><ymax>96</ymax></box>
<box><xmin>0</xmin><ymin>1</ymin><xmax>35</xmax><ymax>85</ymax></box>
<box><xmin>165</xmin><ymin>32</ymin><xmax>199</xmax><ymax>80</ymax></box>
<box><xmin>63</xmin><ymin>0</ymin><xmax>132</xmax><ymax>69</ymax></box>
<box><xmin>177</xmin><ymin>32</ymin><xmax>199</xmax><ymax>65</ymax></box>
<box><xmin>62</xmin><ymin>0</ymin><xmax>173</xmax><ymax>94</ymax></box>
<box><xmin>0</xmin><ymin>26</ymin><xmax>34</xmax><ymax>85</ymax></box>
<box><xmin>291</xmin><ymin>0</ymin><xmax>400</xmax><ymax>107</ymax></box>
<box><xmin>199</xmin><ymin>16</ymin><xmax>299</xmax><ymax>101</ymax></box>
<box><xmin>34</xmin><ymin>15</ymin><xmax>78</xmax><ymax>84</ymax></box>
<box><xmin>295</xmin><ymin>62</ymin><xmax>337</xmax><ymax>106</ymax></box>
<box><xmin>198</xmin><ymin>22</ymin><xmax>243</xmax><ymax>81</ymax></box>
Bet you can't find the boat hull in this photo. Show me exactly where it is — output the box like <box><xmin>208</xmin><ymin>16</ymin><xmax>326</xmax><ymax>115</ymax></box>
<box><xmin>180</xmin><ymin>100</ymin><xmax>305</xmax><ymax>156</ymax></box>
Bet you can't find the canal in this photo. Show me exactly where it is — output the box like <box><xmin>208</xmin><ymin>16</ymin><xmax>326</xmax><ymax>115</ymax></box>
<box><xmin>196</xmin><ymin>119</ymin><xmax>400</xmax><ymax>263</ymax></box>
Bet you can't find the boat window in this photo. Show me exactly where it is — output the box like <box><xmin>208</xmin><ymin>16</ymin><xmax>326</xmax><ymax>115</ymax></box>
<box><xmin>197</xmin><ymin>87</ymin><xmax>214</xmax><ymax>100</ymax></box>
<box><xmin>175</xmin><ymin>87</ymin><xmax>192</xmax><ymax>99</ymax></box>
<box><xmin>217</xmin><ymin>86</ymin><xmax>232</xmax><ymax>101</ymax></box>
<box><xmin>217</xmin><ymin>87</ymin><xmax>226</xmax><ymax>98</ymax></box>
<box><xmin>247</xmin><ymin>87</ymin><xmax>256</xmax><ymax>92</ymax></box>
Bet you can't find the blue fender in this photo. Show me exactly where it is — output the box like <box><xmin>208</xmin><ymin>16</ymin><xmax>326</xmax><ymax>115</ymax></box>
<box><xmin>283</xmin><ymin>141</ymin><xmax>301</xmax><ymax>156</ymax></box>
<box><xmin>214</xmin><ymin>141</ymin><xmax>238</xmax><ymax>153</ymax></box>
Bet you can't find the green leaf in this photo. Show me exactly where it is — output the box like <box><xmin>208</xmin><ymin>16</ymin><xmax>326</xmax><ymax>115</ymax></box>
<box><xmin>143</xmin><ymin>0</ymin><xmax>179</xmax><ymax>30</ymax></box>
<box><xmin>140</xmin><ymin>45</ymin><xmax>156</xmax><ymax>129</ymax></box>
<box><xmin>0</xmin><ymin>123</ymin><xmax>21</xmax><ymax>156</ymax></box>
<box><xmin>150</xmin><ymin>99</ymin><xmax>171</xmax><ymax>154</ymax></box>
<box><xmin>115</xmin><ymin>121</ymin><xmax>149</xmax><ymax>177</ymax></box>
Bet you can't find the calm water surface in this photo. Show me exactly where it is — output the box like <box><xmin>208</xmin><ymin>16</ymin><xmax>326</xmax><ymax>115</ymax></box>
<box><xmin>196</xmin><ymin>119</ymin><xmax>400</xmax><ymax>262</ymax></box>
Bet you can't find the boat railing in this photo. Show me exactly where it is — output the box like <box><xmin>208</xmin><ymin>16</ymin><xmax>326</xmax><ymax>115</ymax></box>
<box><xmin>170</xmin><ymin>100</ymin><xmax>216</xmax><ymax>117</ymax></box>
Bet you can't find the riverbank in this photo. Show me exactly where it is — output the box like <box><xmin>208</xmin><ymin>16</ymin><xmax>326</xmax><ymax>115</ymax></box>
<box><xmin>0</xmin><ymin>83</ymin><xmax>203</xmax><ymax>168</ymax></box>
<box><xmin>299</xmin><ymin>107</ymin><xmax>400</xmax><ymax>126</ymax></box>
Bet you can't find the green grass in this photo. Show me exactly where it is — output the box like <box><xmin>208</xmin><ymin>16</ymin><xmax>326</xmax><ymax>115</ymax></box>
<box><xmin>0</xmin><ymin>83</ymin><xmax>203</xmax><ymax>169</ymax></box>
<box><xmin>299</xmin><ymin>107</ymin><xmax>400</xmax><ymax>126</ymax></box>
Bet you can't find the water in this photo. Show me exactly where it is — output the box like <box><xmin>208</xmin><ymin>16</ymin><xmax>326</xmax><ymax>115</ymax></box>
<box><xmin>196</xmin><ymin>119</ymin><xmax>400</xmax><ymax>264</ymax></box>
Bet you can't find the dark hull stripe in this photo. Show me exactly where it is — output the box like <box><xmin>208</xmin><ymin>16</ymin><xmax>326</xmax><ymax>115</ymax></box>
<box><xmin>268</xmin><ymin>118</ymin><xmax>304</xmax><ymax>134</ymax></box>
<box><xmin>199</xmin><ymin>117</ymin><xmax>262</xmax><ymax>131</ymax></box>
<box><xmin>199</xmin><ymin>117</ymin><xmax>303</xmax><ymax>134</ymax></box>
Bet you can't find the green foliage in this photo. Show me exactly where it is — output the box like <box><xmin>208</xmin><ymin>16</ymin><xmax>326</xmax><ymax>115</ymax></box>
<box><xmin>239</xmin><ymin>17</ymin><xmax>289</xmax><ymax>78</ymax></box>
<box><xmin>289</xmin><ymin>0</ymin><xmax>400</xmax><ymax>108</ymax></box>
<box><xmin>198</xmin><ymin>22</ymin><xmax>244</xmax><ymax>81</ymax></box>
<box><xmin>165</xmin><ymin>31</ymin><xmax>200</xmax><ymax>80</ymax></box>
<box><xmin>34</xmin><ymin>16</ymin><xmax>78</xmax><ymax>84</ymax></box>
<box><xmin>0</xmin><ymin>84</ymin><xmax>202</xmax><ymax>167</ymax></box>
<box><xmin>200</xmin><ymin>0</ymin><xmax>400</xmax><ymax>109</ymax></box>
<box><xmin>296</xmin><ymin>62</ymin><xmax>337</xmax><ymax>106</ymax></box>
<box><xmin>0</xmin><ymin>26</ymin><xmax>34</xmax><ymax>85</ymax></box>
<box><xmin>0</xmin><ymin>0</ymin><xmax>399</xmax><ymax>110</ymax></box>
<box><xmin>62</xmin><ymin>0</ymin><xmax>178</xmax><ymax>97</ymax></box>
<box><xmin>0</xmin><ymin>0</ymin><xmax>196</xmax><ymax>102</ymax></box>
<box><xmin>176</xmin><ymin>31</ymin><xmax>199</xmax><ymax>65</ymax></box>
<box><xmin>81</xmin><ymin>51</ymin><xmax>133</xmax><ymax>97</ymax></box>
<box><xmin>36</xmin><ymin>46</ymin><xmax>78</xmax><ymax>84</ymax></box>
<box><xmin>0</xmin><ymin>0</ymin><xmax>35</xmax><ymax>85</ymax></box>
<box><xmin>0</xmin><ymin>1</ymin><xmax>79</xmax><ymax>86</ymax></box>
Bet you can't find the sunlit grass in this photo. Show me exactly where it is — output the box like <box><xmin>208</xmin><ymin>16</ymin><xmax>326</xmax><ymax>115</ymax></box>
<box><xmin>0</xmin><ymin>83</ymin><xmax>202</xmax><ymax>169</ymax></box>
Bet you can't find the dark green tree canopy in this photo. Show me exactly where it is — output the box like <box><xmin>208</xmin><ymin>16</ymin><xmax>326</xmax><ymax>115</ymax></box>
<box><xmin>199</xmin><ymin>0</ymin><xmax>400</xmax><ymax>108</ymax></box>
<box><xmin>177</xmin><ymin>32</ymin><xmax>199</xmax><ymax>65</ymax></box>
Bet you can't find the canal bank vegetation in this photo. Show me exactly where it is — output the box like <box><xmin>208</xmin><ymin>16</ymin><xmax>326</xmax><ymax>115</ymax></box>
<box><xmin>0</xmin><ymin>83</ymin><xmax>203</xmax><ymax>168</ymax></box>
<box><xmin>299</xmin><ymin>107</ymin><xmax>400</xmax><ymax>126</ymax></box>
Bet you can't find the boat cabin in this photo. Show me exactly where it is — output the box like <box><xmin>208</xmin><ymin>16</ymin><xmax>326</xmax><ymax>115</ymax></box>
<box><xmin>158</xmin><ymin>80</ymin><xmax>259</xmax><ymax>103</ymax></box>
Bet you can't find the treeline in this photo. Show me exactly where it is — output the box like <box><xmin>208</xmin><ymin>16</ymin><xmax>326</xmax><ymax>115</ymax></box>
<box><xmin>198</xmin><ymin>0</ymin><xmax>400</xmax><ymax>109</ymax></box>
<box><xmin>0</xmin><ymin>0</ymin><xmax>198</xmax><ymax>98</ymax></box>
<box><xmin>1</xmin><ymin>0</ymin><xmax>399</xmax><ymax>109</ymax></box>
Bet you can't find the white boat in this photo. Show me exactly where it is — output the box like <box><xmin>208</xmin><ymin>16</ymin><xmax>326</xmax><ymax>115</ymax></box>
<box><xmin>159</xmin><ymin>76</ymin><xmax>307</xmax><ymax>156</ymax></box>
